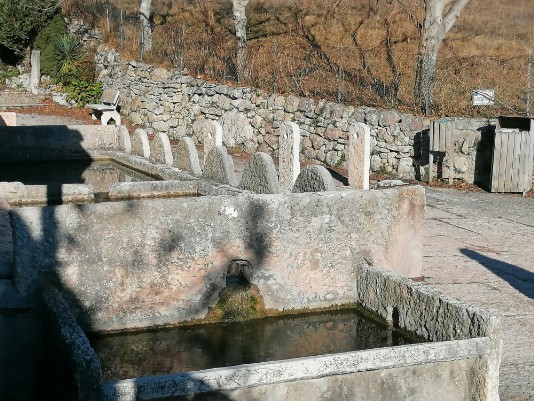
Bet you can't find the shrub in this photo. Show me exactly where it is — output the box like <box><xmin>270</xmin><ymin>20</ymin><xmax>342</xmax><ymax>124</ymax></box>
<box><xmin>33</xmin><ymin>12</ymin><xmax>68</xmax><ymax>77</ymax></box>
<box><xmin>66</xmin><ymin>79</ymin><xmax>102</xmax><ymax>106</ymax></box>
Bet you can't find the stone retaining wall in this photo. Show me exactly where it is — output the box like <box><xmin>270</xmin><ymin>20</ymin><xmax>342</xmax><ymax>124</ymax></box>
<box><xmin>96</xmin><ymin>49</ymin><xmax>494</xmax><ymax>182</ymax></box>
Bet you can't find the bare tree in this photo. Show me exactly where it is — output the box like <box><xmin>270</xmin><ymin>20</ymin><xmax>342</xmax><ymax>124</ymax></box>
<box><xmin>232</xmin><ymin>0</ymin><xmax>250</xmax><ymax>82</ymax></box>
<box><xmin>140</xmin><ymin>0</ymin><xmax>152</xmax><ymax>57</ymax></box>
<box><xmin>415</xmin><ymin>0</ymin><xmax>470</xmax><ymax>114</ymax></box>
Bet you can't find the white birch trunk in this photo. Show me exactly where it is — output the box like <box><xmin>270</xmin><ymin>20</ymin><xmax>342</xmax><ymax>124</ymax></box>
<box><xmin>140</xmin><ymin>0</ymin><xmax>153</xmax><ymax>56</ymax></box>
<box><xmin>415</xmin><ymin>0</ymin><xmax>470</xmax><ymax>114</ymax></box>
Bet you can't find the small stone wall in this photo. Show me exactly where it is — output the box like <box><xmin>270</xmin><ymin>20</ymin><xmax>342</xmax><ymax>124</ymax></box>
<box><xmin>96</xmin><ymin>49</ymin><xmax>495</xmax><ymax>182</ymax></box>
<box><xmin>0</xmin><ymin>125</ymin><xmax>128</xmax><ymax>161</ymax></box>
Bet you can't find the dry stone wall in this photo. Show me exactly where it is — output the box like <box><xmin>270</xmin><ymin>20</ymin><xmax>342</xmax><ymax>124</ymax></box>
<box><xmin>96</xmin><ymin>49</ymin><xmax>493</xmax><ymax>181</ymax></box>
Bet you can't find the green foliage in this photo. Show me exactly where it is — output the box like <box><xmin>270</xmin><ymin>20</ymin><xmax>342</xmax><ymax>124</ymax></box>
<box><xmin>0</xmin><ymin>65</ymin><xmax>19</xmax><ymax>82</ymax></box>
<box><xmin>0</xmin><ymin>0</ymin><xmax>59</xmax><ymax>57</ymax></box>
<box><xmin>66</xmin><ymin>79</ymin><xmax>102</xmax><ymax>106</ymax></box>
<box><xmin>33</xmin><ymin>12</ymin><xmax>68</xmax><ymax>76</ymax></box>
<box><xmin>52</xmin><ymin>34</ymin><xmax>83</xmax><ymax>82</ymax></box>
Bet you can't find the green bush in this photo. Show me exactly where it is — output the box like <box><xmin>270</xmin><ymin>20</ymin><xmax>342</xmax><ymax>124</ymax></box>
<box><xmin>66</xmin><ymin>79</ymin><xmax>102</xmax><ymax>106</ymax></box>
<box><xmin>33</xmin><ymin>12</ymin><xmax>68</xmax><ymax>77</ymax></box>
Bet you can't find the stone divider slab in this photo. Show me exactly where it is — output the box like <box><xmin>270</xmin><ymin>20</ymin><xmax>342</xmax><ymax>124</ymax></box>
<box><xmin>202</xmin><ymin>146</ymin><xmax>238</xmax><ymax>187</ymax></box>
<box><xmin>238</xmin><ymin>152</ymin><xmax>280</xmax><ymax>194</ymax></box>
<box><xmin>348</xmin><ymin>122</ymin><xmax>371</xmax><ymax>190</ymax></box>
<box><xmin>174</xmin><ymin>137</ymin><xmax>202</xmax><ymax>176</ymax></box>
<box><xmin>278</xmin><ymin>122</ymin><xmax>300</xmax><ymax>192</ymax></box>
<box><xmin>292</xmin><ymin>165</ymin><xmax>336</xmax><ymax>193</ymax></box>
<box><xmin>195</xmin><ymin>119</ymin><xmax>222</xmax><ymax>166</ymax></box>
<box><xmin>131</xmin><ymin>128</ymin><xmax>150</xmax><ymax>158</ymax></box>
<box><xmin>149</xmin><ymin>132</ymin><xmax>173</xmax><ymax>166</ymax></box>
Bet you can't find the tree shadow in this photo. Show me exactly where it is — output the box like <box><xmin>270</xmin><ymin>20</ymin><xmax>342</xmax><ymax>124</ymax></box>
<box><xmin>413</xmin><ymin>128</ymin><xmax>429</xmax><ymax>181</ymax></box>
<box><xmin>460</xmin><ymin>248</ymin><xmax>534</xmax><ymax>300</ymax></box>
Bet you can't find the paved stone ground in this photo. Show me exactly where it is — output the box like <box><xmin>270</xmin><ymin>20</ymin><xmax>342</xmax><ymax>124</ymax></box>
<box><xmin>423</xmin><ymin>187</ymin><xmax>534</xmax><ymax>401</ymax></box>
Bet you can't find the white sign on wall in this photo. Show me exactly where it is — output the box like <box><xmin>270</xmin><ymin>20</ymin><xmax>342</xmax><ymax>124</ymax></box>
<box><xmin>472</xmin><ymin>89</ymin><xmax>495</xmax><ymax>106</ymax></box>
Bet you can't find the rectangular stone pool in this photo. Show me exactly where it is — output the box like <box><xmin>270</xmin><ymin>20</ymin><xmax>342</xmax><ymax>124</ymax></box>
<box><xmin>90</xmin><ymin>309</ymin><xmax>422</xmax><ymax>382</ymax></box>
<box><xmin>0</xmin><ymin>159</ymin><xmax>157</xmax><ymax>193</ymax></box>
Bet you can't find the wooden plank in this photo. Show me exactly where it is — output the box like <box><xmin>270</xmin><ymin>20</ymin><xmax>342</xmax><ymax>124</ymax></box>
<box><xmin>447</xmin><ymin>122</ymin><xmax>454</xmax><ymax>185</ymax></box>
<box><xmin>491</xmin><ymin>132</ymin><xmax>502</xmax><ymax>192</ymax></box>
<box><xmin>429</xmin><ymin>121</ymin><xmax>435</xmax><ymax>152</ymax></box>
<box><xmin>428</xmin><ymin>152</ymin><xmax>434</xmax><ymax>184</ymax></box>
<box><xmin>525</xmin><ymin>131</ymin><xmax>534</xmax><ymax>192</ymax></box>
<box><xmin>439</xmin><ymin>121</ymin><xmax>446</xmax><ymax>152</ymax></box>
<box><xmin>503</xmin><ymin>131</ymin><xmax>515</xmax><ymax>192</ymax></box>
<box><xmin>517</xmin><ymin>131</ymin><xmax>528</xmax><ymax>192</ymax></box>
<box><xmin>511</xmin><ymin>131</ymin><xmax>522</xmax><ymax>192</ymax></box>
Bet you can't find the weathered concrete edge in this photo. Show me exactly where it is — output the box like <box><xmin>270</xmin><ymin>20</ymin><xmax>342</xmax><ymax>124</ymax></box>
<box><xmin>356</xmin><ymin>265</ymin><xmax>502</xmax><ymax>401</ymax></box>
<box><xmin>40</xmin><ymin>284</ymin><xmax>103</xmax><ymax>401</ymax></box>
<box><xmin>109</xmin><ymin>180</ymin><xmax>199</xmax><ymax>199</ymax></box>
<box><xmin>102</xmin><ymin>338</ymin><xmax>490</xmax><ymax>401</ymax></box>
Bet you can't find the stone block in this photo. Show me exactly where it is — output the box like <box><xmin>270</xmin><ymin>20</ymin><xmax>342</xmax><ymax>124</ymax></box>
<box><xmin>0</xmin><ymin>112</ymin><xmax>16</xmax><ymax>126</ymax></box>
<box><xmin>174</xmin><ymin>137</ymin><xmax>202</xmax><ymax>176</ymax></box>
<box><xmin>117</xmin><ymin>125</ymin><xmax>131</xmax><ymax>153</ymax></box>
<box><xmin>131</xmin><ymin>128</ymin><xmax>150</xmax><ymax>158</ymax></box>
<box><xmin>149</xmin><ymin>132</ymin><xmax>173</xmax><ymax>166</ymax></box>
<box><xmin>220</xmin><ymin>111</ymin><xmax>254</xmax><ymax>147</ymax></box>
<box><xmin>278</xmin><ymin>122</ymin><xmax>301</xmax><ymax>192</ymax></box>
<box><xmin>194</xmin><ymin>119</ymin><xmax>222</xmax><ymax>166</ymax></box>
<box><xmin>348</xmin><ymin>123</ymin><xmax>371</xmax><ymax>190</ymax></box>
<box><xmin>238</xmin><ymin>152</ymin><xmax>280</xmax><ymax>194</ymax></box>
<box><xmin>202</xmin><ymin>146</ymin><xmax>238</xmax><ymax>187</ymax></box>
<box><xmin>292</xmin><ymin>165</ymin><xmax>336</xmax><ymax>193</ymax></box>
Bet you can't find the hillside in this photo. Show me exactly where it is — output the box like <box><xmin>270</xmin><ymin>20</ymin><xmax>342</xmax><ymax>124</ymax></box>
<box><xmin>65</xmin><ymin>0</ymin><xmax>534</xmax><ymax>116</ymax></box>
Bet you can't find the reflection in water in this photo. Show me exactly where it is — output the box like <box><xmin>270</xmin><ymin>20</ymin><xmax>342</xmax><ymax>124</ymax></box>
<box><xmin>0</xmin><ymin>160</ymin><xmax>155</xmax><ymax>193</ymax></box>
<box><xmin>90</xmin><ymin>310</ymin><xmax>422</xmax><ymax>381</ymax></box>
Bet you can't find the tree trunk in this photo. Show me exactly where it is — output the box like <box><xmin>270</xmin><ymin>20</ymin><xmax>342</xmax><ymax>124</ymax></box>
<box><xmin>414</xmin><ymin>0</ymin><xmax>470</xmax><ymax>114</ymax></box>
<box><xmin>140</xmin><ymin>0</ymin><xmax>153</xmax><ymax>57</ymax></box>
<box><xmin>232</xmin><ymin>0</ymin><xmax>250</xmax><ymax>82</ymax></box>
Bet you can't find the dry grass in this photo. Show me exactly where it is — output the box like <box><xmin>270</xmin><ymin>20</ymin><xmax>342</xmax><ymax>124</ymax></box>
<box><xmin>64</xmin><ymin>0</ymin><xmax>534</xmax><ymax>117</ymax></box>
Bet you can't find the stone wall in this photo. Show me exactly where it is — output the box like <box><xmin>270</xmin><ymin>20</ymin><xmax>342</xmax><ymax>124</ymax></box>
<box><xmin>96</xmin><ymin>49</ymin><xmax>494</xmax><ymax>182</ymax></box>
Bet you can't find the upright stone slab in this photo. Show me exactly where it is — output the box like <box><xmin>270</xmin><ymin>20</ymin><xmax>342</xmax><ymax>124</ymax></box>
<box><xmin>131</xmin><ymin>128</ymin><xmax>150</xmax><ymax>159</ymax></box>
<box><xmin>292</xmin><ymin>165</ymin><xmax>336</xmax><ymax>193</ymax></box>
<box><xmin>238</xmin><ymin>152</ymin><xmax>280</xmax><ymax>194</ymax></box>
<box><xmin>348</xmin><ymin>122</ymin><xmax>371</xmax><ymax>190</ymax></box>
<box><xmin>149</xmin><ymin>132</ymin><xmax>173</xmax><ymax>166</ymax></box>
<box><xmin>278</xmin><ymin>122</ymin><xmax>300</xmax><ymax>192</ymax></box>
<box><xmin>174</xmin><ymin>137</ymin><xmax>202</xmax><ymax>176</ymax></box>
<box><xmin>198</xmin><ymin>120</ymin><xmax>222</xmax><ymax>166</ymax></box>
<box><xmin>117</xmin><ymin>125</ymin><xmax>131</xmax><ymax>153</ymax></box>
<box><xmin>30</xmin><ymin>50</ymin><xmax>40</xmax><ymax>95</ymax></box>
<box><xmin>203</xmin><ymin>146</ymin><xmax>238</xmax><ymax>187</ymax></box>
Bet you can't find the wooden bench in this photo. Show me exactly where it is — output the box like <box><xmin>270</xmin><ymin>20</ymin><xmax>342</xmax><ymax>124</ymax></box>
<box><xmin>86</xmin><ymin>89</ymin><xmax>121</xmax><ymax>125</ymax></box>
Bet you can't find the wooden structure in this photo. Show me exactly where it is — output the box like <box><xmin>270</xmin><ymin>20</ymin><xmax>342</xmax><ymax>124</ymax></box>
<box><xmin>490</xmin><ymin>116</ymin><xmax>534</xmax><ymax>194</ymax></box>
<box><xmin>428</xmin><ymin>120</ymin><xmax>455</xmax><ymax>184</ymax></box>
<box><xmin>86</xmin><ymin>89</ymin><xmax>121</xmax><ymax>125</ymax></box>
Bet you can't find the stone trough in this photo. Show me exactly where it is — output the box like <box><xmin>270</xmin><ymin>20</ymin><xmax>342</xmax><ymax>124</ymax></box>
<box><xmin>0</xmin><ymin>125</ymin><xmax>501</xmax><ymax>401</ymax></box>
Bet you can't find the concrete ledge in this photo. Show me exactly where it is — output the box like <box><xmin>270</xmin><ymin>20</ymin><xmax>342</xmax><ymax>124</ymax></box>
<box><xmin>109</xmin><ymin>180</ymin><xmax>198</xmax><ymax>200</ymax></box>
<box><xmin>0</xmin><ymin>182</ymin><xmax>94</xmax><ymax>205</ymax></box>
<box><xmin>0</xmin><ymin>125</ymin><xmax>126</xmax><ymax>161</ymax></box>
<box><xmin>102</xmin><ymin>338</ymin><xmax>490</xmax><ymax>401</ymax></box>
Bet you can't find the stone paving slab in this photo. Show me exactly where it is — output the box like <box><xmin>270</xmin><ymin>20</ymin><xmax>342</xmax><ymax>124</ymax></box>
<box><xmin>423</xmin><ymin>187</ymin><xmax>534</xmax><ymax>401</ymax></box>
